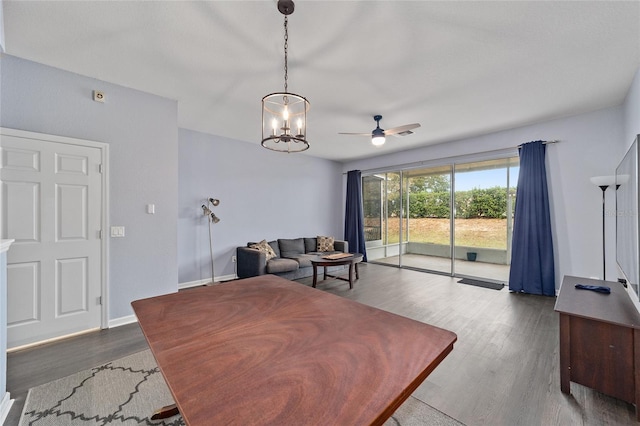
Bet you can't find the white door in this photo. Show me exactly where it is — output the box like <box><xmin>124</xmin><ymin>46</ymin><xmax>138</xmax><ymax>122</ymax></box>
<box><xmin>1</xmin><ymin>130</ymin><xmax>104</xmax><ymax>348</ymax></box>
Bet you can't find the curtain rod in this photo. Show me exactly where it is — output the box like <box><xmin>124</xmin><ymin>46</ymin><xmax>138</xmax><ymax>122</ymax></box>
<box><xmin>343</xmin><ymin>139</ymin><xmax>560</xmax><ymax>175</ymax></box>
<box><xmin>517</xmin><ymin>139</ymin><xmax>560</xmax><ymax>148</ymax></box>
<box><xmin>342</xmin><ymin>146</ymin><xmax>517</xmax><ymax>176</ymax></box>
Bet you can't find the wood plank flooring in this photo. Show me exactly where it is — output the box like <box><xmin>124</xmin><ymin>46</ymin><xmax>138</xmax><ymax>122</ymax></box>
<box><xmin>6</xmin><ymin>263</ymin><xmax>637</xmax><ymax>425</ymax></box>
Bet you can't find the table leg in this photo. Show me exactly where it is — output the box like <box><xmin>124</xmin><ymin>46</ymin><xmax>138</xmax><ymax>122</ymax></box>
<box><xmin>312</xmin><ymin>264</ymin><xmax>318</xmax><ymax>288</ymax></box>
<box><xmin>559</xmin><ymin>313</ymin><xmax>571</xmax><ymax>394</ymax></box>
<box><xmin>151</xmin><ymin>404</ymin><xmax>180</xmax><ymax>420</ymax></box>
<box><xmin>348</xmin><ymin>263</ymin><xmax>354</xmax><ymax>289</ymax></box>
<box><xmin>355</xmin><ymin>263</ymin><xmax>359</xmax><ymax>279</ymax></box>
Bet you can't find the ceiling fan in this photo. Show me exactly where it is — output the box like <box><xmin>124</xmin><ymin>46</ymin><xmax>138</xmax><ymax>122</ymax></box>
<box><xmin>339</xmin><ymin>115</ymin><xmax>421</xmax><ymax>146</ymax></box>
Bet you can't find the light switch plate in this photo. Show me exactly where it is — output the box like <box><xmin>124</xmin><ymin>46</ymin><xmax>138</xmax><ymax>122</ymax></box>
<box><xmin>110</xmin><ymin>226</ymin><xmax>125</xmax><ymax>237</ymax></box>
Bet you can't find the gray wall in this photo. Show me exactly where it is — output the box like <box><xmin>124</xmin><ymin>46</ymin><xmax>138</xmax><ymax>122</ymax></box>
<box><xmin>178</xmin><ymin>128</ymin><xmax>343</xmax><ymax>285</ymax></box>
<box><xmin>0</xmin><ymin>55</ymin><xmax>179</xmax><ymax>320</ymax></box>
<box><xmin>0</xmin><ymin>1</ymin><xmax>4</xmax><ymax>53</ymax></box>
<box><xmin>342</xmin><ymin>103</ymin><xmax>630</xmax><ymax>290</ymax></box>
<box><xmin>624</xmin><ymin>67</ymin><xmax>640</xmax><ymax>145</ymax></box>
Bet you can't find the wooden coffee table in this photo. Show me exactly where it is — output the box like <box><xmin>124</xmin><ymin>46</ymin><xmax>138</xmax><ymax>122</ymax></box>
<box><xmin>132</xmin><ymin>274</ymin><xmax>456</xmax><ymax>426</ymax></box>
<box><xmin>311</xmin><ymin>252</ymin><xmax>363</xmax><ymax>289</ymax></box>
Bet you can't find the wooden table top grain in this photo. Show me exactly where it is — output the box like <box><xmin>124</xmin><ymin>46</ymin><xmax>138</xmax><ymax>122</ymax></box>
<box><xmin>131</xmin><ymin>274</ymin><xmax>457</xmax><ymax>426</ymax></box>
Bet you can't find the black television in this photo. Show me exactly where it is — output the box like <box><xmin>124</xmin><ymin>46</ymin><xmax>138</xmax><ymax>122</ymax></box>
<box><xmin>616</xmin><ymin>135</ymin><xmax>640</xmax><ymax>300</ymax></box>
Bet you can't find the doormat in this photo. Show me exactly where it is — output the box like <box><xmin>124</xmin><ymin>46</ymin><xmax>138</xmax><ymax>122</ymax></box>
<box><xmin>458</xmin><ymin>278</ymin><xmax>505</xmax><ymax>290</ymax></box>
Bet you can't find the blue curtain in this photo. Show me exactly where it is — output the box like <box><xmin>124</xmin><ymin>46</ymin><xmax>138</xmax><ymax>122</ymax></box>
<box><xmin>508</xmin><ymin>141</ymin><xmax>555</xmax><ymax>296</ymax></box>
<box><xmin>345</xmin><ymin>170</ymin><xmax>367</xmax><ymax>261</ymax></box>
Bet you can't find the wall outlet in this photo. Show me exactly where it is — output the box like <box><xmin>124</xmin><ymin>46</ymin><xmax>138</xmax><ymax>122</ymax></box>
<box><xmin>232</xmin><ymin>255</ymin><xmax>237</xmax><ymax>263</ymax></box>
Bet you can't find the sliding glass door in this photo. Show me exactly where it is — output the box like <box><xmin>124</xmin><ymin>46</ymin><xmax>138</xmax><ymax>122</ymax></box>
<box><xmin>402</xmin><ymin>166</ymin><xmax>452</xmax><ymax>273</ymax></box>
<box><xmin>362</xmin><ymin>172</ymin><xmax>404</xmax><ymax>266</ymax></box>
<box><xmin>362</xmin><ymin>156</ymin><xmax>518</xmax><ymax>282</ymax></box>
<box><xmin>453</xmin><ymin>158</ymin><xmax>518</xmax><ymax>281</ymax></box>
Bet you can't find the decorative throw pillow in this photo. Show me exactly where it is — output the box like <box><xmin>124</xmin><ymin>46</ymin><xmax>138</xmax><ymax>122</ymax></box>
<box><xmin>317</xmin><ymin>236</ymin><xmax>335</xmax><ymax>252</ymax></box>
<box><xmin>249</xmin><ymin>239</ymin><xmax>277</xmax><ymax>261</ymax></box>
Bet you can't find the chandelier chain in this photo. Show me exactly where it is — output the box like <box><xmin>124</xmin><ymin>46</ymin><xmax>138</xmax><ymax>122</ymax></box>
<box><xmin>284</xmin><ymin>16</ymin><xmax>288</xmax><ymax>93</ymax></box>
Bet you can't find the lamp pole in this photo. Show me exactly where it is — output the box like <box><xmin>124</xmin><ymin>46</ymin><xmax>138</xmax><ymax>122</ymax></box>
<box><xmin>591</xmin><ymin>176</ymin><xmax>617</xmax><ymax>281</ymax></box>
<box><xmin>598</xmin><ymin>185</ymin><xmax>608</xmax><ymax>280</ymax></box>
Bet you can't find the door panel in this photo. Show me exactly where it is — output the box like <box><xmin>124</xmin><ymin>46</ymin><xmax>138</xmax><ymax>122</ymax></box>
<box><xmin>1</xmin><ymin>146</ymin><xmax>40</xmax><ymax>172</ymax></box>
<box><xmin>6</xmin><ymin>262</ymin><xmax>39</xmax><ymax>325</ymax></box>
<box><xmin>1</xmin><ymin>132</ymin><xmax>103</xmax><ymax>348</ymax></box>
<box><xmin>57</xmin><ymin>184</ymin><xmax>88</xmax><ymax>241</ymax></box>
<box><xmin>56</xmin><ymin>257</ymin><xmax>88</xmax><ymax>316</ymax></box>
<box><xmin>56</xmin><ymin>153</ymin><xmax>88</xmax><ymax>175</ymax></box>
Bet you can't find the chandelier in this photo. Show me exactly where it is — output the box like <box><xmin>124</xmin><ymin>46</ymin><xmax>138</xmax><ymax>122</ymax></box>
<box><xmin>261</xmin><ymin>0</ymin><xmax>309</xmax><ymax>153</ymax></box>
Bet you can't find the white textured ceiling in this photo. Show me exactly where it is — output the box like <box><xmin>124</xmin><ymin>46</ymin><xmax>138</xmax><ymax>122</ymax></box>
<box><xmin>3</xmin><ymin>1</ymin><xmax>640</xmax><ymax>162</ymax></box>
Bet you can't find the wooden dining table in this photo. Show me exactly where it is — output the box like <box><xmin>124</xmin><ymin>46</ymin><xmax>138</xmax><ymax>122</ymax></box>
<box><xmin>131</xmin><ymin>274</ymin><xmax>457</xmax><ymax>425</ymax></box>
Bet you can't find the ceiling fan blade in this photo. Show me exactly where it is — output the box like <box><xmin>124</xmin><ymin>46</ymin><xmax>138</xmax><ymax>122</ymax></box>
<box><xmin>338</xmin><ymin>132</ymin><xmax>371</xmax><ymax>136</ymax></box>
<box><xmin>385</xmin><ymin>123</ymin><xmax>421</xmax><ymax>136</ymax></box>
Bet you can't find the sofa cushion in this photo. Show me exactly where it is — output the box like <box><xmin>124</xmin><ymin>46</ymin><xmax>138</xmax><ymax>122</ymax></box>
<box><xmin>268</xmin><ymin>240</ymin><xmax>280</xmax><ymax>258</ymax></box>
<box><xmin>279</xmin><ymin>238</ymin><xmax>305</xmax><ymax>258</ymax></box>
<box><xmin>317</xmin><ymin>236</ymin><xmax>335</xmax><ymax>252</ymax></box>
<box><xmin>266</xmin><ymin>258</ymin><xmax>299</xmax><ymax>274</ymax></box>
<box><xmin>248</xmin><ymin>240</ymin><xmax>277</xmax><ymax>261</ymax></box>
<box><xmin>292</xmin><ymin>254</ymin><xmax>316</xmax><ymax>268</ymax></box>
<box><xmin>304</xmin><ymin>237</ymin><xmax>317</xmax><ymax>253</ymax></box>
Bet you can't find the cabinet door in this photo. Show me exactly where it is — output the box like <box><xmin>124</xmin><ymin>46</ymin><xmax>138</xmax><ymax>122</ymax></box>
<box><xmin>569</xmin><ymin>316</ymin><xmax>634</xmax><ymax>403</ymax></box>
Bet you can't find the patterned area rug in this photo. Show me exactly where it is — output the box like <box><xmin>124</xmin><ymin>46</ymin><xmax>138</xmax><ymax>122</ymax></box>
<box><xmin>19</xmin><ymin>350</ymin><xmax>464</xmax><ymax>426</ymax></box>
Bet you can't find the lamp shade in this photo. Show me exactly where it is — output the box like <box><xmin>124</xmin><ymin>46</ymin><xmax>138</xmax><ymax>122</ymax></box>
<box><xmin>590</xmin><ymin>175</ymin><xmax>616</xmax><ymax>186</ymax></box>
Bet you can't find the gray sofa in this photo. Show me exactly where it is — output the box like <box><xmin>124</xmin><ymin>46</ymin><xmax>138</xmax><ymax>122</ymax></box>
<box><xmin>237</xmin><ymin>237</ymin><xmax>349</xmax><ymax>280</ymax></box>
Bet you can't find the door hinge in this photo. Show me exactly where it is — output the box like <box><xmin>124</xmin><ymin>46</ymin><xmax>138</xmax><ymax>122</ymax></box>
<box><xmin>98</xmin><ymin>164</ymin><xmax>103</xmax><ymax>173</ymax></box>
<box><xmin>97</xmin><ymin>296</ymin><xmax>102</xmax><ymax>305</ymax></box>
<box><xmin>98</xmin><ymin>230</ymin><xmax>102</xmax><ymax>239</ymax></box>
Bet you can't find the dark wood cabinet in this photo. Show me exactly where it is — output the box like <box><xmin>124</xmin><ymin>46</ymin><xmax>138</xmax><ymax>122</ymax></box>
<box><xmin>555</xmin><ymin>275</ymin><xmax>640</xmax><ymax>421</ymax></box>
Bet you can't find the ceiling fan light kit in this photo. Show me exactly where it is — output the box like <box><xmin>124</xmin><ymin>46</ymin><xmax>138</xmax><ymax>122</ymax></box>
<box><xmin>371</xmin><ymin>115</ymin><xmax>386</xmax><ymax>146</ymax></box>
<box><xmin>261</xmin><ymin>0</ymin><xmax>310</xmax><ymax>154</ymax></box>
<box><xmin>339</xmin><ymin>115</ymin><xmax>421</xmax><ymax>147</ymax></box>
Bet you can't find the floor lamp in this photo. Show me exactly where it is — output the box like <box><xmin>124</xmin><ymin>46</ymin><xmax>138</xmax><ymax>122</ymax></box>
<box><xmin>201</xmin><ymin>198</ymin><xmax>221</xmax><ymax>285</ymax></box>
<box><xmin>590</xmin><ymin>176</ymin><xmax>616</xmax><ymax>280</ymax></box>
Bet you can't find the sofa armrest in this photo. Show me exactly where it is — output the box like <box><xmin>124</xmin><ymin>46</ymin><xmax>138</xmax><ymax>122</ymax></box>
<box><xmin>237</xmin><ymin>247</ymin><xmax>267</xmax><ymax>279</ymax></box>
<box><xmin>334</xmin><ymin>240</ymin><xmax>349</xmax><ymax>253</ymax></box>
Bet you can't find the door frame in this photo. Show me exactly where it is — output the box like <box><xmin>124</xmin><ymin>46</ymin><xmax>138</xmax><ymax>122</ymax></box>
<box><xmin>0</xmin><ymin>127</ymin><xmax>109</xmax><ymax>330</ymax></box>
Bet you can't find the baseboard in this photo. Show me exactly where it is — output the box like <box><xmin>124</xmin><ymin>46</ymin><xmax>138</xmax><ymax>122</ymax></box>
<box><xmin>108</xmin><ymin>315</ymin><xmax>137</xmax><ymax>328</ymax></box>
<box><xmin>179</xmin><ymin>274</ymin><xmax>237</xmax><ymax>290</ymax></box>
<box><xmin>108</xmin><ymin>276</ymin><xmax>239</xmax><ymax>328</ymax></box>
<box><xmin>0</xmin><ymin>392</ymin><xmax>13</xmax><ymax>425</ymax></box>
<box><xmin>178</xmin><ymin>278</ymin><xmax>211</xmax><ymax>289</ymax></box>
